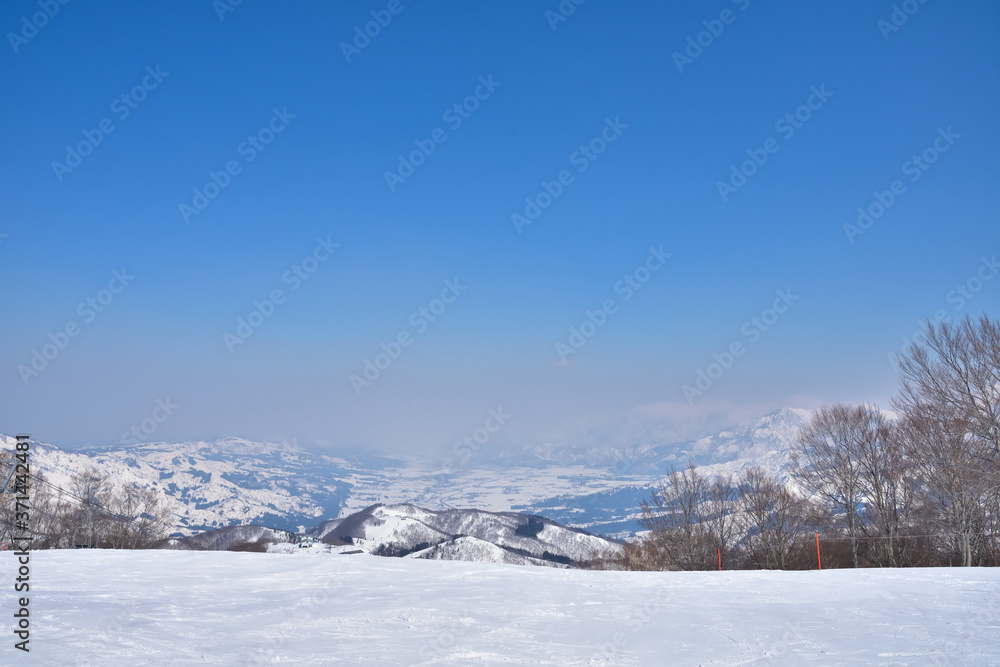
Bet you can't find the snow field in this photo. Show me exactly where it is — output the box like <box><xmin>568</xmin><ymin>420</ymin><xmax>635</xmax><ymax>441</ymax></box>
<box><xmin>2</xmin><ymin>550</ymin><xmax>998</xmax><ymax>665</ymax></box>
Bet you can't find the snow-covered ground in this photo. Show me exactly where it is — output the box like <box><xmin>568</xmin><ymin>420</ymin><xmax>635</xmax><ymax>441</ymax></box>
<box><xmin>3</xmin><ymin>550</ymin><xmax>998</xmax><ymax>665</ymax></box>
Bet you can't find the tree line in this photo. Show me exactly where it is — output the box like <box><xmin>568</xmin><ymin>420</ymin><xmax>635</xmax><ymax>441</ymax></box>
<box><xmin>0</xmin><ymin>467</ymin><xmax>172</xmax><ymax>549</ymax></box>
<box><xmin>593</xmin><ymin>314</ymin><xmax>1000</xmax><ymax>570</ymax></box>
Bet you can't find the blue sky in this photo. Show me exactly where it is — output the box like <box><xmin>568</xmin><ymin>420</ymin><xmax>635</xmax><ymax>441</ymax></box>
<box><xmin>1</xmin><ymin>1</ymin><xmax>998</xmax><ymax>452</ymax></box>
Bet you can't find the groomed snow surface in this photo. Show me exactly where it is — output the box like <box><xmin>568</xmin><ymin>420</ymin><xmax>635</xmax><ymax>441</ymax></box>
<box><xmin>3</xmin><ymin>551</ymin><xmax>998</xmax><ymax>665</ymax></box>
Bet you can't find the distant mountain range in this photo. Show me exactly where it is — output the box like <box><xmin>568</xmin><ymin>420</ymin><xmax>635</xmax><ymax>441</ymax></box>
<box><xmin>1</xmin><ymin>407</ymin><xmax>812</xmax><ymax>541</ymax></box>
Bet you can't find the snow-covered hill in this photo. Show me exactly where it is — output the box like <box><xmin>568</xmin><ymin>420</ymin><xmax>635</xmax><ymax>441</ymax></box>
<box><xmin>163</xmin><ymin>503</ymin><xmax>621</xmax><ymax>567</ymax></box>
<box><xmin>314</xmin><ymin>503</ymin><xmax>620</xmax><ymax>566</ymax></box>
<box><xmin>5</xmin><ymin>549</ymin><xmax>997</xmax><ymax>665</ymax></box>
<box><xmin>409</xmin><ymin>536</ymin><xmax>559</xmax><ymax>567</ymax></box>
<box><xmin>0</xmin><ymin>408</ymin><xmax>814</xmax><ymax>538</ymax></box>
<box><xmin>0</xmin><ymin>434</ymin><xmax>362</xmax><ymax>534</ymax></box>
<box><xmin>157</xmin><ymin>524</ymin><xmax>299</xmax><ymax>551</ymax></box>
<box><xmin>659</xmin><ymin>407</ymin><xmax>812</xmax><ymax>475</ymax></box>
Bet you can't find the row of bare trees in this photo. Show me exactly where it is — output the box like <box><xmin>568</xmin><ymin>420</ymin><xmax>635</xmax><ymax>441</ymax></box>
<box><xmin>0</xmin><ymin>468</ymin><xmax>172</xmax><ymax>549</ymax></box>
<box><xmin>589</xmin><ymin>464</ymin><xmax>819</xmax><ymax>571</ymax></box>
<box><xmin>596</xmin><ymin>314</ymin><xmax>999</xmax><ymax>570</ymax></box>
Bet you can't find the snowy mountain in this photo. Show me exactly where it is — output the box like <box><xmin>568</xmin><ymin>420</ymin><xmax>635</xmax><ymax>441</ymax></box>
<box><xmin>161</xmin><ymin>503</ymin><xmax>622</xmax><ymax>567</ymax></box>
<box><xmin>315</xmin><ymin>503</ymin><xmax>620</xmax><ymax>566</ymax></box>
<box><xmin>453</xmin><ymin>407</ymin><xmax>812</xmax><ymax>481</ymax></box>
<box><xmin>650</xmin><ymin>406</ymin><xmax>812</xmax><ymax>476</ymax></box>
<box><xmin>409</xmin><ymin>536</ymin><xmax>560</xmax><ymax>567</ymax></box>
<box><xmin>508</xmin><ymin>407</ymin><xmax>813</xmax><ymax>535</ymax></box>
<box><xmin>0</xmin><ymin>407</ymin><xmax>813</xmax><ymax>540</ymax></box>
<box><xmin>0</xmin><ymin>434</ymin><xmax>371</xmax><ymax>534</ymax></box>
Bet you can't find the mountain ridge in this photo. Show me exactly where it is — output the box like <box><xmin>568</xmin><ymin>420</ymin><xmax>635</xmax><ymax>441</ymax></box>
<box><xmin>1</xmin><ymin>407</ymin><xmax>813</xmax><ymax>538</ymax></box>
<box><xmin>159</xmin><ymin>502</ymin><xmax>621</xmax><ymax>568</ymax></box>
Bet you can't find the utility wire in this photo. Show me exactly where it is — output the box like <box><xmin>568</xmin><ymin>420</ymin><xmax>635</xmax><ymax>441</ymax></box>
<box><xmin>816</xmin><ymin>531</ymin><xmax>996</xmax><ymax>541</ymax></box>
<box><xmin>26</xmin><ymin>471</ymin><xmax>188</xmax><ymax>524</ymax></box>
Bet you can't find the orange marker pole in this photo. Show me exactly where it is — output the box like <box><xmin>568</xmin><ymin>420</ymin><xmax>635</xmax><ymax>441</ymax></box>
<box><xmin>718</xmin><ymin>548</ymin><xmax>722</xmax><ymax>571</ymax></box>
<box><xmin>815</xmin><ymin>532</ymin><xmax>822</xmax><ymax>570</ymax></box>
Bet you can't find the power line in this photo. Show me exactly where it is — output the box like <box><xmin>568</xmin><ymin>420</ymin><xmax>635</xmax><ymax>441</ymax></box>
<box><xmin>28</xmin><ymin>473</ymin><xmax>136</xmax><ymax>524</ymax></box>
<box><xmin>0</xmin><ymin>449</ymin><xmax>204</xmax><ymax>535</ymax></box>
<box><xmin>26</xmin><ymin>472</ymin><xmax>187</xmax><ymax>525</ymax></box>
<box><xmin>816</xmin><ymin>531</ymin><xmax>996</xmax><ymax>541</ymax></box>
<box><xmin>0</xmin><ymin>440</ymin><xmax>189</xmax><ymax>524</ymax></box>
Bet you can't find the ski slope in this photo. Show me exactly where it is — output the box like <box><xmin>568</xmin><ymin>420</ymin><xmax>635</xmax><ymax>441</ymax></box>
<box><xmin>3</xmin><ymin>550</ymin><xmax>998</xmax><ymax>665</ymax></box>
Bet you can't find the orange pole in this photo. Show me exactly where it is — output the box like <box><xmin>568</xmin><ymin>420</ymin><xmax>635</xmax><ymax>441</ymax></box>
<box><xmin>816</xmin><ymin>532</ymin><xmax>822</xmax><ymax>570</ymax></box>
<box><xmin>718</xmin><ymin>548</ymin><xmax>721</xmax><ymax>571</ymax></box>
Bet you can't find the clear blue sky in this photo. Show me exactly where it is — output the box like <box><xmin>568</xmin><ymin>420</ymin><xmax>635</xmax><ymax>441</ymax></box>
<box><xmin>2</xmin><ymin>1</ymin><xmax>998</xmax><ymax>452</ymax></box>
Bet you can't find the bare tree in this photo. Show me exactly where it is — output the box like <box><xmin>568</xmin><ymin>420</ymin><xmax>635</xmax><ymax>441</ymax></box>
<box><xmin>0</xmin><ymin>472</ymin><xmax>80</xmax><ymax>549</ymax></box>
<box><xmin>640</xmin><ymin>464</ymin><xmax>712</xmax><ymax>570</ymax></box>
<box><xmin>854</xmin><ymin>415</ymin><xmax>916</xmax><ymax>567</ymax></box>
<box><xmin>0</xmin><ymin>467</ymin><xmax>174</xmax><ymax>550</ymax></box>
<box><xmin>703</xmin><ymin>473</ymin><xmax>739</xmax><ymax>565</ymax></box>
<box><xmin>791</xmin><ymin>405</ymin><xmax>867</xmax><ymax>567</ymax></box>
<box><xmin>619</xmin><ymin>463</ymin><xmax>740</xmax><ymax>571</ymax></box>
<box><xmin>30</xmin><ymin>478</ymin><xmax>76</xmax><ymax>549</ymax></box>
<box><xmin>638</xmin><ymin>463</ymin><xmax>740</xmax><ymax>570</ymax></box>
<box><xmin>893</xmin><ymin>313</ymin><xmax>1000</xmax><ymax>566</ymax></box>
<box><xmin>68</xmin><ymin>467</ymin><xmax>106</xmax><ymax>548</ymax></box>
<box><xmin>736</xmin><ymin>467</ymin><xmax>811</xmax><ymax>570</ymax></box>
<box><xmin>101</xmin><ymin>484</ymin><xmax>173</xmax><ymax>549</ymax></box>
<box><xmin>895</xmin><ymin>313</ymin><xmax>1000</xmax><ymax>457</ymax></box>
<box><xmin>898</xmin><ymin>410</ymin><xmax>999</xmax><ymax>566</ymax></box>
<box><xmin>792</xmin><ymin>404</ymin><xmax>917</xmax><ymax>567</ymax></box>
